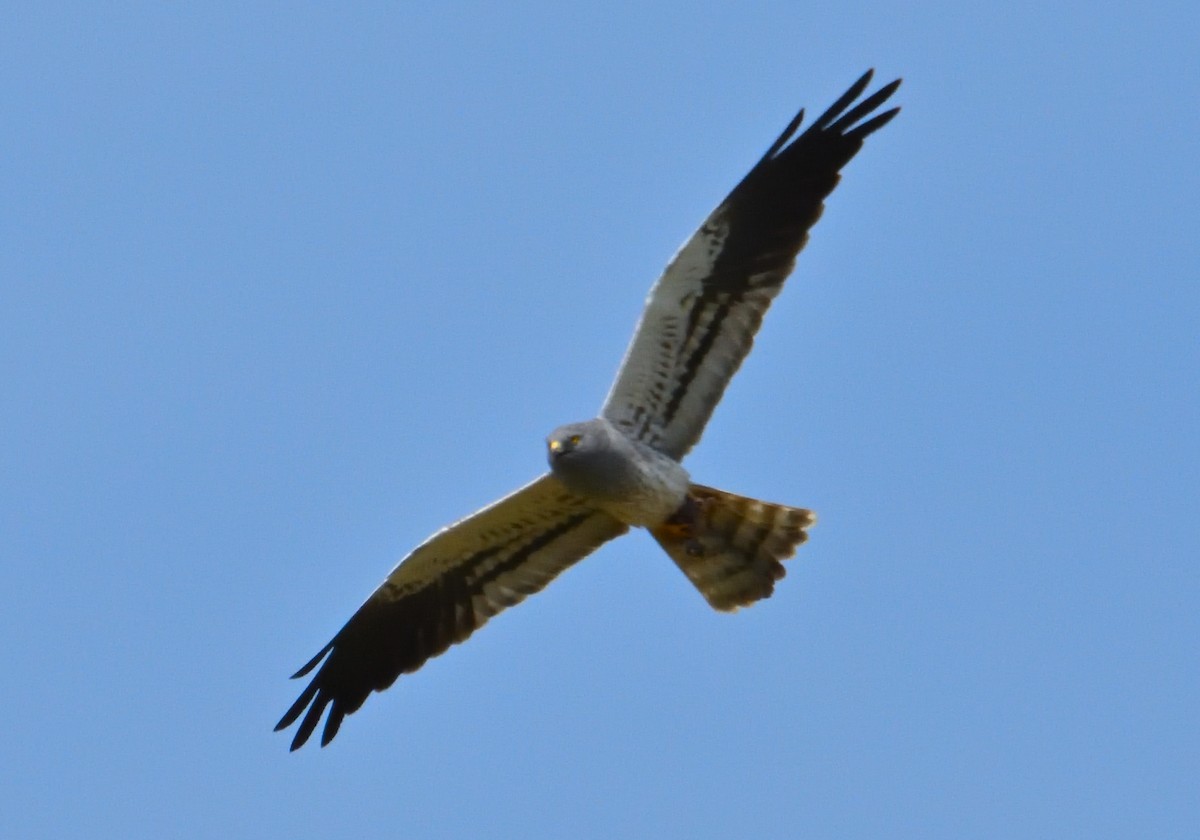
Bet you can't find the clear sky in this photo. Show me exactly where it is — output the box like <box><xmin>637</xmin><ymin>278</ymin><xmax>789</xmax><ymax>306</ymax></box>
<box><xmin>3</xmin><ymin>3</ymin><xmax>1197</xmax><ymax>838</ymax></box>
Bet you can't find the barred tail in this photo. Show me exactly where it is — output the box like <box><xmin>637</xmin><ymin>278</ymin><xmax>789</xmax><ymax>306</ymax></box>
<box><xmin>649</xmin><ymin>484</ymin><xmax>815</xmax><ymax>611</ymax></box>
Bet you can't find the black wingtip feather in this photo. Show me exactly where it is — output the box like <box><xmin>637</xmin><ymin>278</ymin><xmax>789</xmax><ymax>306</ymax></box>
<box><xmin>704</xmin><ymin>69</ymin><xmax>900</xmax><ymax>295</ymax></box>
<box><xmin>320</xmin><ymin>704</ymin><xmax>346</xmax><ymax>747</ymax></box>
<box><xmin>275</xmin><ymin>676</ymin><xmax>321</xmax><ymax>732</ymax></box>
<box><xmin>745</xmin><ymin>71</ymin><xmax>901</xmax><ymax>182</ymax></box>
<box><xmin>757</xmin><ymin>71</ymin><xmax>901</xmax><ymax>168</ymax></box>
<box><xmin>810</xmin><ymin>69</ymin><xmax>876</xmax><ymax>132</ymax></box>
<box><xmin>759</xmin><ymin>108</ymin><xmax>805</xmax><ymax>165</ymax></box>
<box><xmin>729</xmin><ymin>71</ymin><xmax>900</xmax><ymax>206</ymax></box>
<box><xmin>291</xmin><ymin>694</ymin><xmax>329</xmax><ymax>751</ymax></box>
<box><xmin>829</xmin><ymin>78</ymin><xmax>902</xmax><ymax>135</ymax></box>
<box><xmin>289</xmin><ymin>641</ymin><xmax>334</xmax><ymax>680</ymax></box>
<box><xmin>847</xmin><ymin>106</ymin><xmax>900</xmax><ymax>142</ymax></box>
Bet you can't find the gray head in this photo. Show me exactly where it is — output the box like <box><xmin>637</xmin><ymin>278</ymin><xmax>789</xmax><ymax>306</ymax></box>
<box><xmin>545</xmin><ymin>418</ymin><xmax>634</xmax><ymax>499</ymax></box>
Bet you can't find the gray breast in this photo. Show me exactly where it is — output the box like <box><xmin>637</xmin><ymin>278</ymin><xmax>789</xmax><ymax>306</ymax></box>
<box><xmin>547</xmin><ymin>418</ymin><xmax>689</xmax><ymax>526</ymax></box>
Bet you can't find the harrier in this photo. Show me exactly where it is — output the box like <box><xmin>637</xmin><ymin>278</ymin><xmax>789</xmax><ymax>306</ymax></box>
<box><xmin>278</xmin><ymin>70</ymin><xmax>900</xmax><ymax>749</ymax></box>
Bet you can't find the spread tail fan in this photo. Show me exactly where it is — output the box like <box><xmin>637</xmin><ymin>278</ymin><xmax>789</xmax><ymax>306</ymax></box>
<box><xmin>650</xmin><ymin>484</ymin><xmax>815</xmax><ymax>611</ymax></box>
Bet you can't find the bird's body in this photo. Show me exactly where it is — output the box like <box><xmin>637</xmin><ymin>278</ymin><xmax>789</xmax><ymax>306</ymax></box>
<box><xmin>277</xmin><ymin>71</ymin><xmax>901</xmax><ymax>750</ymax></box>
<box><xmin>546</xmin><ymin>418</ymin><xmax>690</xmax><ymax>526</ymax></box>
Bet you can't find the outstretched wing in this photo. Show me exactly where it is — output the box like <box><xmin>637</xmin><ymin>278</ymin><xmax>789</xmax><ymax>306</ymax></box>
<box><xmin>601</xmin><ymin>71</ymin><xmax>900</xmax><ymax>458</ymax></box>
<box><xmin>276</xmin><ymin>474</ymin><xmax>628</xmax><ymax>750</ymax></box>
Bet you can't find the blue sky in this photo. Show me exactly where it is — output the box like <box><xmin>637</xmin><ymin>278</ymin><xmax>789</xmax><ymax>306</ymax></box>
<box><xmin>3</xmin><ymin>3</ymin><xmax>1197</xmax><ymax>838</ymax></box>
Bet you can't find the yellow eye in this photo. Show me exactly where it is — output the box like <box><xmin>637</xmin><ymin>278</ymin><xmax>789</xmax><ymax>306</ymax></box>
<box><xmin>569</xmin><ymin>434</ymin><xmax>581</xmax><ymax>446</ymax></box>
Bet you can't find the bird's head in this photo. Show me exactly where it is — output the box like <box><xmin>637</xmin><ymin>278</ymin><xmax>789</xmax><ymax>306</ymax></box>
<box><xmin>547</xmin><ymin>418</ymin><xmax>629</xmax><ymax>472</ymax></box>
<box><xmin>545</xmin><ymin>419</ymin><xmax>631</xmax><ymax>498</ymax></box>
<box><xmin>546</xmin><ymin>422</ymin><xmax>592</xmax><ymax>464</ymax></box>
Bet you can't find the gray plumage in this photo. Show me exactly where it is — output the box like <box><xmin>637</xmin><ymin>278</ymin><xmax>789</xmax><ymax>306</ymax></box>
<box><xmin>277</xmin><ymin>71</ymin><xmax>900</xmax><ymax>750</ymax></box>
<box><xmin>546</xmin><ymin>418</ymin><xmax>689</xmax><ymax>526</ymax></box>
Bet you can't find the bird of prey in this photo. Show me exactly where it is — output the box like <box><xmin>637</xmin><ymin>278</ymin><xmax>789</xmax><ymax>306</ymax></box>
<box><xmin>277</xmin><ymin>70</ymin><xmax>900</xmax><ymax>750</ymax></box>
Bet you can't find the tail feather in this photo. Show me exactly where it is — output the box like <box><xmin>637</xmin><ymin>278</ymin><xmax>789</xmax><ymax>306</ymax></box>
<box><xmin>650</xmin><ymin>484</ymin><xmax>815</xmax><ymax>611</ymax></box>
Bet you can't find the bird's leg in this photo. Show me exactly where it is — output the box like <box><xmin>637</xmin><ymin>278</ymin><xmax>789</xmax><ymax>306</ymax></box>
<box><xmin>654</xmin><ymin>493</ymin><xmax>708</xmax><ymax>557</ymax></box>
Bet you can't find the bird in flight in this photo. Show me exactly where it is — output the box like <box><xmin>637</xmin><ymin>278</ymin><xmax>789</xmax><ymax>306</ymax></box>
<box><xmin>277</xmin><ymin>70</ymin><xmax>900</xmax><ymax>750</ymax></box>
